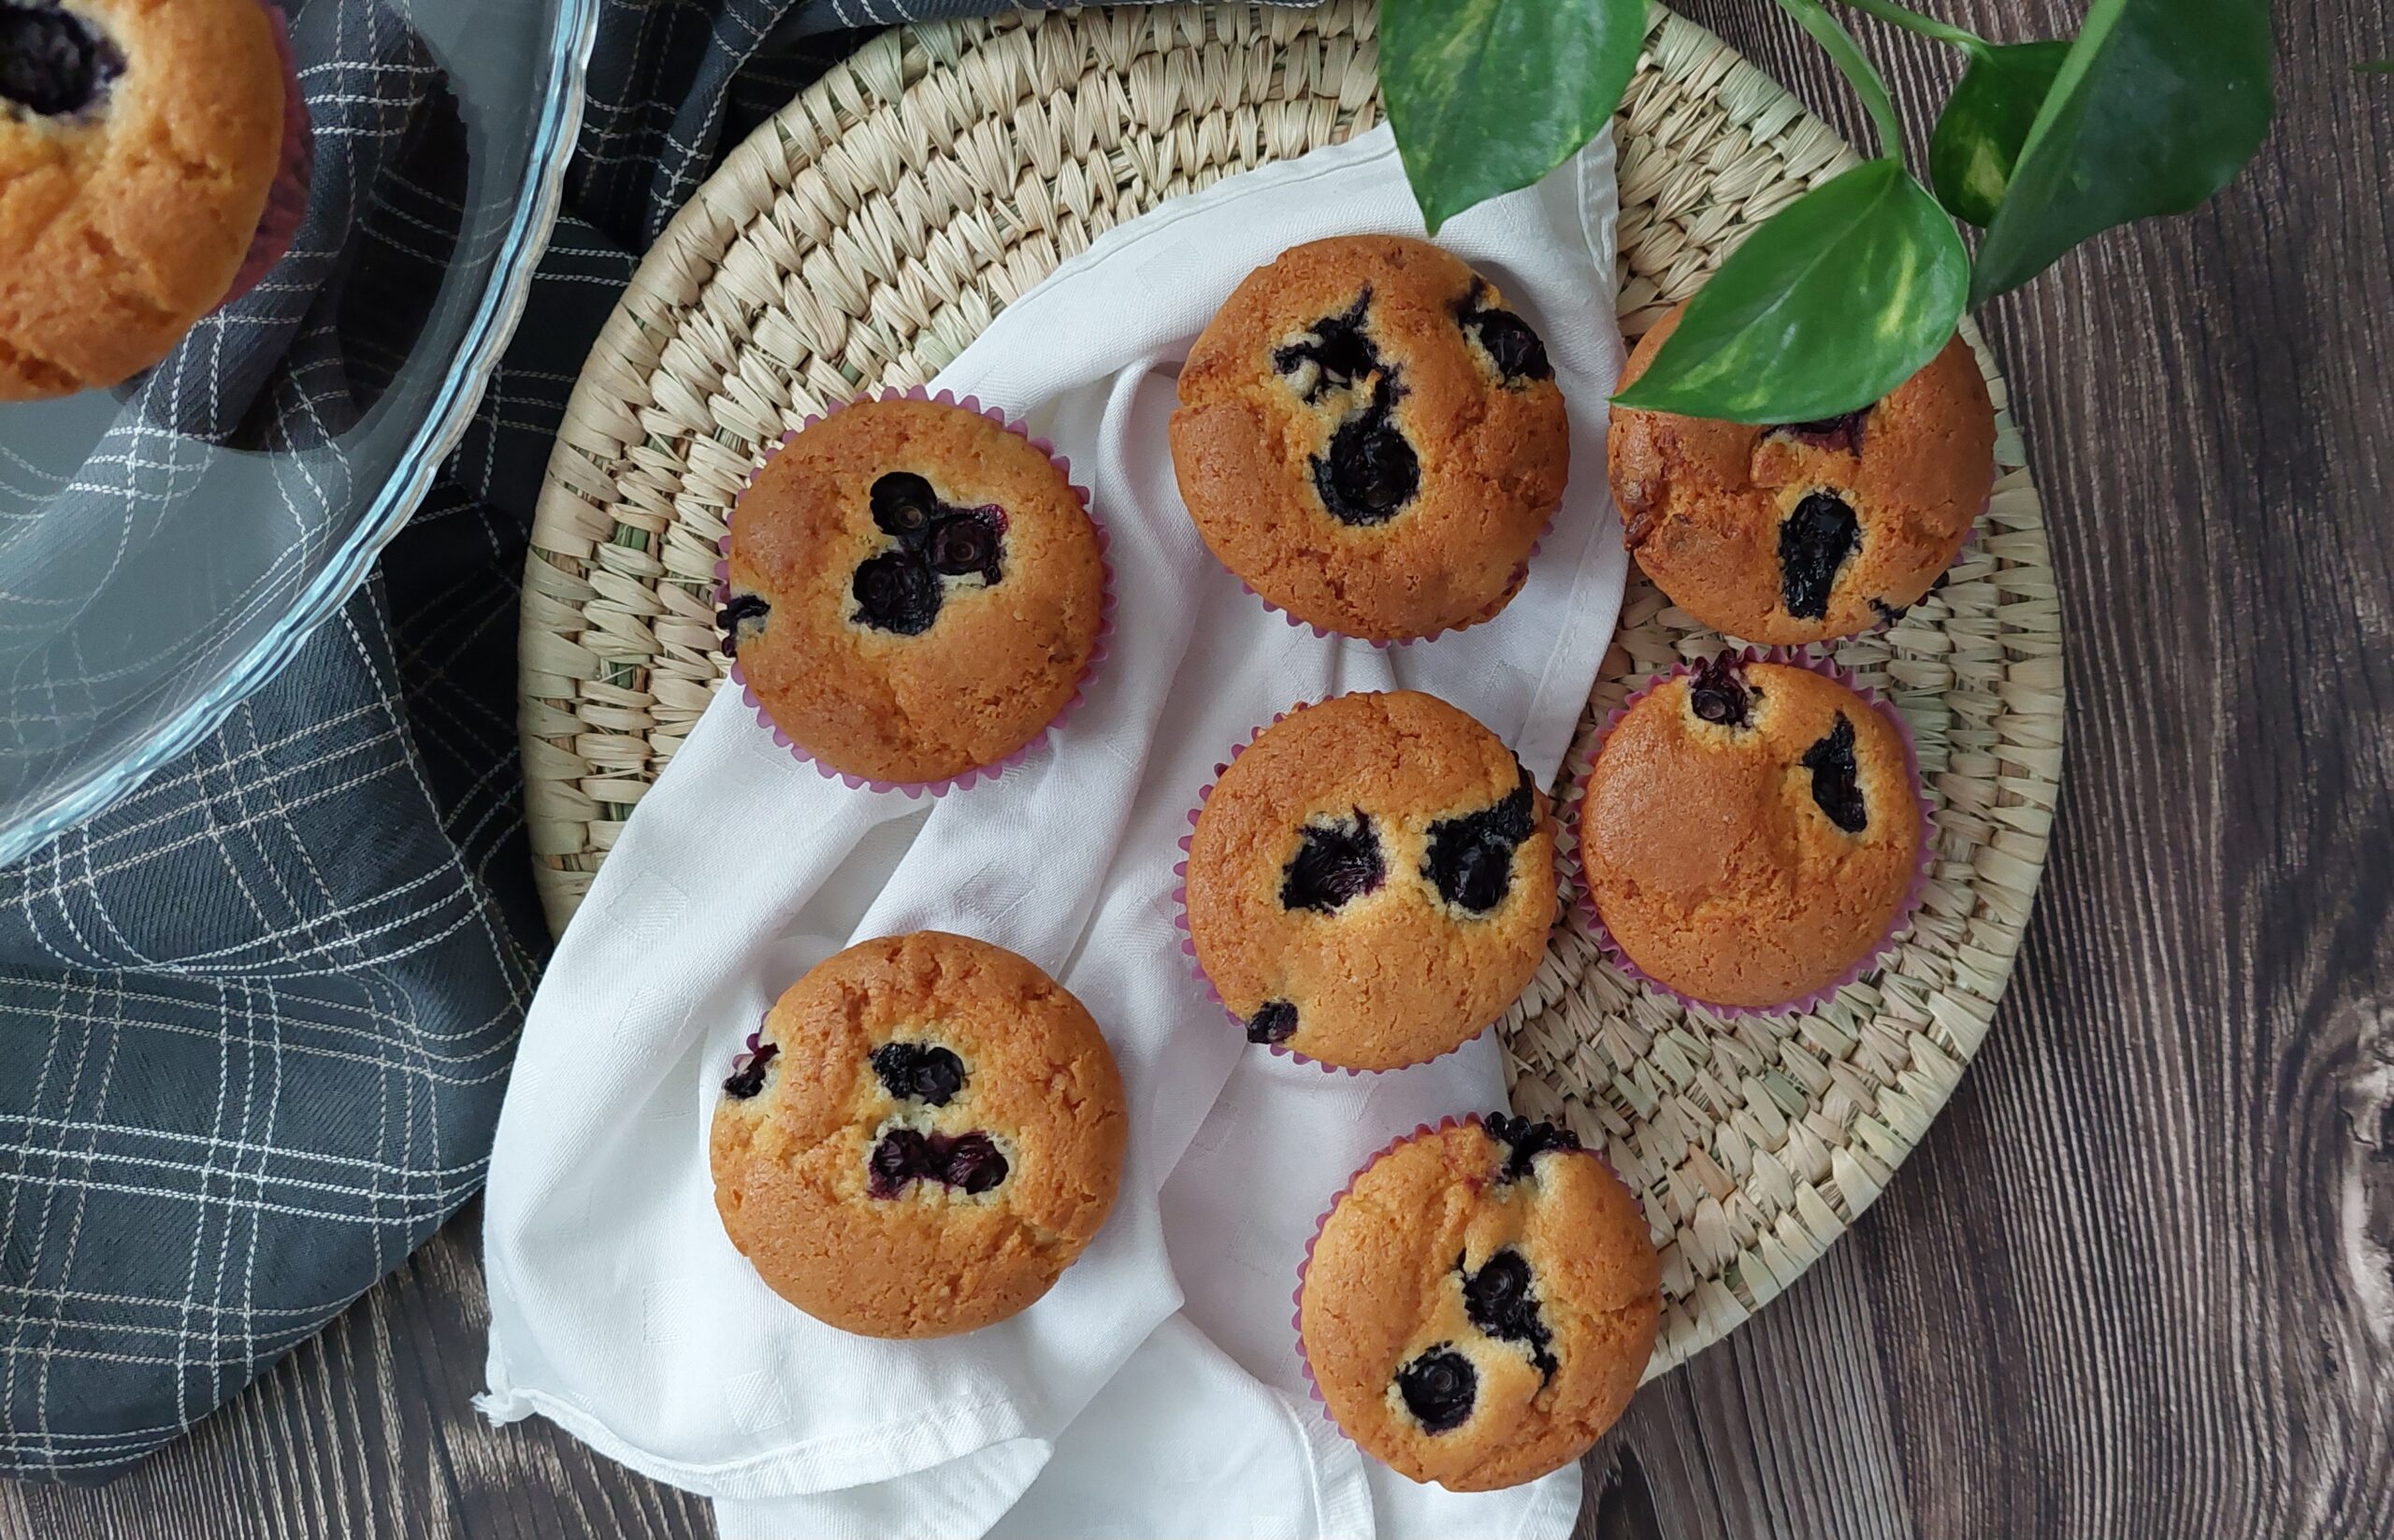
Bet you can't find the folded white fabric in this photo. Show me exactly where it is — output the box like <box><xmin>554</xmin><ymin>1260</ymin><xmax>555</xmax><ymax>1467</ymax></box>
<box><xmin>481</xmin><ymin>123</ymin><xmax>1627</xmax><ymax>1538</ymax></box>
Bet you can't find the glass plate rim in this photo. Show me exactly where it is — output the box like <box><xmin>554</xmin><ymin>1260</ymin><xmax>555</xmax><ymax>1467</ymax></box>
<box><xmin>0</xmin><ymin>0</ymin><xmax>605</xmax><ymax>871</ymax></box>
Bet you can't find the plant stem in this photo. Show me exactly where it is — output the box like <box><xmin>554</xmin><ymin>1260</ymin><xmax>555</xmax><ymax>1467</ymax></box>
<box><xmin>1773</xmin><ymin>0</ymin><xmax>1904</xmax><ymax>156</ymax></box>
<box><xmin>1831</xmin><ymin>0</ymin><xmax>1986</xmax><ymax>54</ymax></box>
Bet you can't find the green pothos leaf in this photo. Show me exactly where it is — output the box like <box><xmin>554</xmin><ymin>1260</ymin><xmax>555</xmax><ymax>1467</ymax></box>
<box><xmin>1380</xmin><ymin>0</ymin><xmax>1647</xmax><ymax>235</ymax></box>
<box><xmin>1970</xmin><ymin>0</ymin><xmax>2275</xmax><ymax>303</ymax></box>
<box><xmin>1929</xmin><ymin>40</ymin><xmax>2073</xmax><ymax>227</ymax></box>
<box><xmin>1612</xmin><ymin>159</ymin><xmax>1969</xmax><ymax>425</ymax></box>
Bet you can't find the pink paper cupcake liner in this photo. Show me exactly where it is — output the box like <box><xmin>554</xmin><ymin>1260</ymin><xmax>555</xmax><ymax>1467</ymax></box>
<box><xmin>1170</xmin><ymin>701</ymin><xmax>1556</xmax><ymax>1075</ymax></box>
<box><xmin>1558</xmin><ymin>645</ymin><xmax>1934</xmax><ymax>1019</ymax></box>
<box><xmin>714</xmin><ymin>386</ymin><xmax>1116</xmax><ymax>799</ymax></box>
<box><xmin>222</xmin><ymin>2</ymin><xmax>312</xmax><ymax>306</ymax></box>
<box><xmin>1291</xmin><ymin>1113</ymin><xmax>1628</xmax><ymax>1418</ymax></box>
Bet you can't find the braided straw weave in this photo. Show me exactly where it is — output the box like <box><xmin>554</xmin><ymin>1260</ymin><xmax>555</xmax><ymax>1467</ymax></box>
<box><xmin>520</xmin><ymin>2</ymin><xmax>2063</xmax><ymax>1376</ymax></box>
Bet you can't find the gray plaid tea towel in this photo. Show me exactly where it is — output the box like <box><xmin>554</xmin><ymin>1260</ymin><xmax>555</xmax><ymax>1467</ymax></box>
<box><xmin>0</xmin><ymin>0</ymin><xmax>1290</xmax><ymax>1485</ymax></box>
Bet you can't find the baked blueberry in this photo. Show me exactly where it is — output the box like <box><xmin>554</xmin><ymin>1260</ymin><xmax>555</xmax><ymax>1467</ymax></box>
<box><xmin>1246</xmin><ymin>1000</ymin><xmax>1298</xmax><ymax>1044</ymax></box>
<box><xmin>717</xmin><ymin>591</ymin><xmax>771</xmax><ymax>656</ymax></box>
<box><xmin>1422</xmin><ymin>769</ymin><xmax>1537</xmax><ymax>915</ymax></box>
<box><xmin>1461</xmin><ymin>1248</ymin><xmax>1560</xmax><ymax>1381</ymax></box>
<box><xmin>865</xmin><ymin>1128</ymin><xmax>1011</xmax><ymax>1199</ymax></box>
<box><xmin>871</xmin><ymin>472</ymin><xmax>940</xmax><ymax>542</ymax></box>
<box><xmin>1273</xmin><ymin>292</ymin><xmax>1380</xmax><ymax>403</ymax></box>
<box><xmin>851</xmin><ymin>549</ymin><xmax>943</xmax><ymax>636</ymax></box>
<box><xmin>865</xmin><ymin>1128</ymin><xmax>930</xmax><ymax>1197</ymax></box>
<box><xmin>852</xmin><ymin>471</ymin><xmax>1007</xmax><ymax>634</ymax></box>
<box><xmin>1394</xmin><ymin>1346</ymin><xmax>1478</xmax><ymax>1434</ymax></box>
<box><xmin>1802</xmin><ymin>712</ymin><xmax>1868</xmax><ymax>833</ymax></box>
<box><xmin>1686</xmin><ymin>653</ymin><xmax>1756</xmax><ymax>729</ymax></box>
<box><xmin>1280</xmin><ymin>810</ymin><xmax>1387</xmax><ymax>914</ymax></box>
<box><xmin>938</xmin><ymin>1131</ymin><xmax>1008</xmax><ymax>1195</ymax></box>
<box><xmin>0</xmin><ymin>3</ymin><xmax>123</xmax><ymax>120</ymax></box>
<box><xmin>1313</xmin><ymin>383</ymin><xmax>1420</xmax><ymax>527</ymax></box>
<box><xmin>1778</xmin><ymin>491</ymin><xmax>1862</xmax><ymax>621</ymax></box>
<box><xmin>1774</xmin><ymin>409</ymin><xmax>1869</xmax><ymax>454</ymax></box>
<box><xmin>870</xmin><ymin>1042</ymin><xmax>966</xmax><ymax>1106</ymax></box>
<box><xmin>1274</xmin><ymin>294</ymin><xmax>1422</xmax><ymax>527</ymax></box>
<box><xmin>1458</xmin><ymin>281</ymin><xmax>1552</xmax><ymax>385</ymax></box>
<box><xmin>721</xmin><ymin>1034</ymin><xmax>778</xmax><ymax>1101</ymax></box>
<box><xmin>1484</xmin><ymin>1112</ymin><xmax>1580</xmax><ymax>1181</ymax></box>
<box><xmin>927</xmin><ymin>508</ymin><xmax>1003</xmax><ymax>583</ymax></box>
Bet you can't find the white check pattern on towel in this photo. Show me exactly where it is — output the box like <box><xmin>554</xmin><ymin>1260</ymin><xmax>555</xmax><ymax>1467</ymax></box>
<box><xmin>479</xmin><ymin>125</ymin><xmax>1627</xmax><ymax>1538</ymax></box>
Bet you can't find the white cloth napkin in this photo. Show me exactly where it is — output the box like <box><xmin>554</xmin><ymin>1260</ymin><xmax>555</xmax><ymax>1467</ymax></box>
<box><xmin>480</xmin><ymin>123</ymin><xmax>1627</xmax><ymax>1539</ymax></box>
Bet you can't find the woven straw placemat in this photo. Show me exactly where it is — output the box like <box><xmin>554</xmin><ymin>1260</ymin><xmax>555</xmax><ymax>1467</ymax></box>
<box><xmin>519</xmin><ymin>1</ymin><xmax>2062</xmax><ymax>1377</ymax></box>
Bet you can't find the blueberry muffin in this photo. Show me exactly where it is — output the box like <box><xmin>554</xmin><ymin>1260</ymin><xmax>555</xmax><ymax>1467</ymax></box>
<box><xmin>709</xmin><ymin>931</ymin><xmax>1127</xmax><ymax>1339</ymax></box>
<box><xmin>1184</xmin><ymin>691</ymin><xmax>1556</xmax><ymax>1072</ymax></box>
<box><xmin>0</xmin><ymin>0</ymin><xmax>307</xmax><ymax>399</ymax></box>
<box><xmin>1578</xmin><ymin>655</ymin><xmax>1924</xmax><ymax>1010</ymax></box>
<box><xmin>1170</xmin><ymin>235</ymin><xmax>1569</xmax><ymax>641</ymax></box>
<box><xmin>1608</xmin><ymin>302</ymin><xmax>1996</xmax><ymax>643</ymax></box>
<box><xmin>721</xmin><ymin>397</ymin><xmax>1107</xmax><ymax>786</ymax></box>
<box><xmin>1298</xmin><ymin>1115</ymin><xmax>1660</xmax><ymax>1490</ymax></box>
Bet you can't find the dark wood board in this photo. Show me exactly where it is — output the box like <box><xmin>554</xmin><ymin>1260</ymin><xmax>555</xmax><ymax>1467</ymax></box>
<box><xmin>7</xmin><ymin>1</ymin><xmax>2390</xmax><ymax>1535</ymax></box>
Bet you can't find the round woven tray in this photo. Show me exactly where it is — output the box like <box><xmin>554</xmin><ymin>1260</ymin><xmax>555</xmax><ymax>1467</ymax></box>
<box><xmin>520</xmin><ymin>1</ymin><xmax>2062</xmax><ymax>1377</ymax></box>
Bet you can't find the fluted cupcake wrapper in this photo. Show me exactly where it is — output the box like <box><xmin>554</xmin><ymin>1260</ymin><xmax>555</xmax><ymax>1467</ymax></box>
<box><xmin>223</xmin><ymin>3</ymin><xmax>313</xmax><ymax>306</ymax></box>
<box><xmin>714</xmin><ymin>386</ymin><xmax>1116</xmax><ymax>799</ymax></box>
<box><xmin>1558</xmin><ymin>645</ymin><xmax>1934</xmax><ymax>1021</ymax></box>
<box><xmin>1172</xmin><ymin>703</ymin><xmax>1555</xmax><ymax>1075</ymax></box>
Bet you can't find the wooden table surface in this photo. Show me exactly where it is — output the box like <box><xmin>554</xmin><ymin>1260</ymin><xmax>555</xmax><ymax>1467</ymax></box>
<box><xmin>8</xmin><ymin>3</ymin><xmax>2390</xmax><ymax>1536</ymax></box>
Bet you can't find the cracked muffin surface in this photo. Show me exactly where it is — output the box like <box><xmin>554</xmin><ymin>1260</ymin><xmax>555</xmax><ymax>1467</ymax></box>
<box><xmin>1299</xmin><ymin>1115</ymin><xmax>1660</xmax><ymax>1490</ymax></box>
<box><xmin>1578</xmin><ymin>656</ymin><xmax>1923</xmax><ymax>1009</ymax></box>
<box><xmin>709</xmin><ymin>930</ymin><xmax>1127</xmax><ymax>1339</ymax></box>
<box><xmin>723</xmin><ymin>397</ymin><xmax>1105</xmax><ymax>785</ymax></box>
<box><xmin>1185</xmin><ymin>691</ymin><xmax>1557</xmax><ymax>1072</ymax></box>
<box><xmin>0</xmin><ymin>0</ymin><xmax>290</xmax><ymax>398</ymax></box>
<box><xmin>1170</xmin><ymin>235</ymin><xmax>1569</xmax><ymax>641</ymax></box>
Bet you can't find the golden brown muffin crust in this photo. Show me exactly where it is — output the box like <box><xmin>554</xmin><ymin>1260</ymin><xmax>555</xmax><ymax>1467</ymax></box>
<box><xmin>1607</xmin><ymin>302</ymin><xmax>1996</xmax><ymax>644</ymax></box>
<box><xmin>1186</xmin><ymin>691</ymin><xmax>1557</xmax><ymax>1072</ymax></box>
<box><xmin>1299</xmin><ymin>1118</ymin><xmax>1660</xmax><ymax>1490</ymax></box>
<box><xmin>709</xmin><ymin>931</ymin><xmax>1127</xmax><ymax>1339</ymax></box>
<box><xmin>0</xmin><ymin>0</ymin><xmax>286</xmax><ymax>398</ymax></box>
<box><xmin>726</xmin><ymin>398</ymin><xmax>1107</xmax><ymax>784</ymax></box>
<box><xmin>1578</xmin><ymin>659</ymin><xmax>1923</xmax><ymax>1008</ymax></box>
<box><xmin>1170</xmin><ymin>235</ymin><xmax>1570</xmax><ymax>641</ymax></box>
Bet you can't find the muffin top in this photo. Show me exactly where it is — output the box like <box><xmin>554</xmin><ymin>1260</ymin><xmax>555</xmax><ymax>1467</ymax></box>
<box><xmin>1184</xmin><ymin>691</ymin><xmax>1556</xmax><ymax>1072</ymax></box>
<box><xmin>1170</xmin><ymin>235</ymin><xmax>1569</xmax><ymax>641</ymax></box>
<box><xmin>1608</xmin><ymin>302</ymin><xmax>1996</xmax><ymax>644</ymax></box>
<box><xmin>708</xmin><ymin>931</ymin><xmax>1127</xmax><ymax>1340</ymax></box>
<box><xmin>0</xmin><ymin>0</ymin><xmax>288</xmax><ymax>398</ymax></box>
<box><xmin>1578</xmin><ymin>656</ymin><xmax>1923</xmax><ymax>1010</ymax></box>
<box><xmin>1299</xmin><ymin>1115</ymin><xmax>1660</xmax><ymax>1491</ymax></box>
<box><xmin>723</xmin><ymin>397</ymin><xmax>1107</xmax><ymax>786</ymax></box>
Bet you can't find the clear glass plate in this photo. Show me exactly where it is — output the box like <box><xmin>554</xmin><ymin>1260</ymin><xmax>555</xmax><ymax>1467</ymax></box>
<box><xmin>0</xmin><ymin>0</ymin><xmax>598</xmax><ymax>866</ymax></box>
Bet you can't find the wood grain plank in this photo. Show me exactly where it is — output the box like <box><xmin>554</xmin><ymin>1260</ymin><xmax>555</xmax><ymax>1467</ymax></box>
<box><xmin>10</xmin><ymin>3</ymin><xmax>2394</xmax><ymax>1535</ymax></box>
<box><xmin>1578</xmin><ymin>2</ymin><xmax>2394</xmax><ymax>1537</ymax></box>
<box><xmin>0</xmin><ymin>1209</ymin><xmax>714</xmax><ymax>1540</ymax></box>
